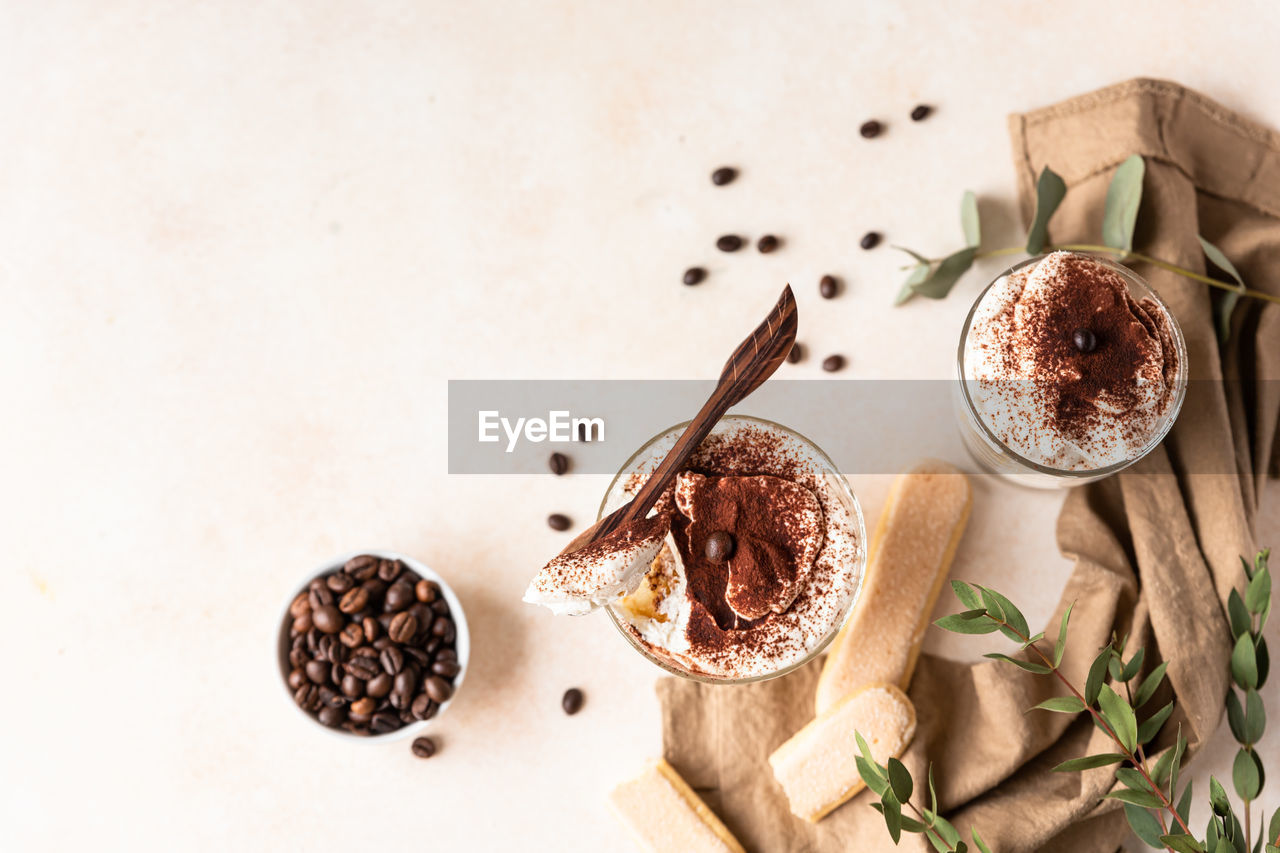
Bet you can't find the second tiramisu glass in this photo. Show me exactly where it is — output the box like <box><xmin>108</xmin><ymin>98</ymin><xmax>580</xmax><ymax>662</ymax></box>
<box><xmin>600</xmin><ymin>416</ymin><xmax>866</xmax><ymax>684</ymax></box>
<box><xmin>955</xmin><ymin>252</ymin><xmax>1188</xmax><ymax>487</ymax></box>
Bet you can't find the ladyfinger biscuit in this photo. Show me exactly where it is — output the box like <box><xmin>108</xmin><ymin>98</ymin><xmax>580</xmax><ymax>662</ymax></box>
<box><xmin>814</xmin><ymin>460</ymin><xmax>971</xmax><ymax>714</ymax></box>
<box><xmin>769</xmin><ymin>683</ymin><xmax>916</xmax><ymax>822</ymax></box>
<box><xmin>609</xmin><ymin>758</ymin><xmax>746</xmax><ymax>853</ymax></box>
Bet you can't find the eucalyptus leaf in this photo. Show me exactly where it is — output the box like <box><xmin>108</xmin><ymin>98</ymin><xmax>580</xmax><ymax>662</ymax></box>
<box><xmin>1138</xmin><ymin>701</ymin><xmax>1174</xmax><ymax>745</ymax></box>
<box><xmin>1030</xmin><ymin>696</ymin><xmax>1086</xmax><ymax>714</ymax></box>
<box><xmin>912</xmin><ymin>247</ymin><xmax>977</xmax><ymax>300</ymax></box>
<box><xmin>1230</xmin><ymin>589</ymin><xmax>1252</xmax><ymax>640</ymax></box>
<box><xmin>1234</xmin><ymin>748</ymin><xmax>1261</xmax><ymax>800</ymax></box>
<box><xmin>1211</xmin><ymin>776</ymin><xmax>1231</xmax><ymax>816</ymax></box>
<box><xmin>895</xmin><ymin>263</ymin><xmax>932</xmax><ymax>306</ymax></box>
<box><xmin>1025</xmin><ymin>166</ymin><xmax>1067</xmax><ymax>255</ymax></box>
<box><xmin>881</xmin><ymin>790</ymin><xmax>902</xmax><ymax>843</ymax></box>
<box><xmin>1052</xmin><ymin>753</ymin><xmax>1126</xmax><ymax>772</ymax></box>
<box><xmin>1116</xmin><ymin>767</ymin><xmax>1155</xmax><ymax>793</ymax></box>
<box><xmin>857</xmin><ymin>755</ymin><xmax>890</xmax><ymax>796</ymax></box>
<box><xmin>935</xmin><ymin>610</ymin><xmax>999</xmax><ymax>635</ymax></box>
<box><xmin>892</xmin><ymin>245</ymin><xmax>933</xmax><ymax>264</ymax></box>
<box><xmin>931</xmin><ymin>815</ymin><xmax>961</xmax><ymax>846</ymax></box>
<box><xmin>1152</xmin><ymin>746</ymin><xmax>1176</xmax><ymax>787</ymax></box>
<box><xmin>1174</xmin><ymin>754</ymin><xmax>1191</xmax><ymax>821</ymax></box>
<box><xmin>1247</xmin><ymin>567</ymin><xmax>1272</xmax><ymax>614</ymax></box>
<box><xmin>1106</xmin><ymin>788</ymin><xmax>1164</xmax><ymax>808</ymax></box>
<box><xmin>1099</xmin><ymin>684</ymin><xmax>1139</xmax><ymax>752</ymax></box>
<box><xmin>1246</xmin><ymin>687</ymin><xmax>1266</xmax><ymax>744</ymax></box>
<box><xmin>1201</xmin><ymin>235</ymin><xmax>1246</xmax><ymax>287</ymax></box>
<box><xmin>1053</xmin><ymin>603</ymin><xmax>1074</xmax><ymax>667</ymax></box>
<box><xmin>1125</xmin><ymin>802</ymin><xmax>1166</xmax><ymax>848</ymax></box>
<box><xmin>1086</xmin><ymin>645</ymin><xmax>1112</xmax><ymax>706</ymax></box>
<box><xmin>984</xmin><ymin>652</ymin><xmax>1052</xmax><ymax>675</ymax></box>
<box><xmin>961</xmin><ymin>191</ymin><xmax>981</xmax><ymax>248</ymax></box>
<box><xmin>1269</xmin><ymin>808</ymin><xmax>1280</xmax><ymax>846</ymax></box>
<box><xmin>887</xmin><ymin>757</ymin><xmax>913</xmax><ymax>803</ymax></box>
<box><xmin>980</xmin><ymin>587</ymin><xmax>1030</xmax><ymax>638</ymax></box>
<box><xmin>971</xmin><ymin>828</ymin><xmax>993</xmax><ymax>853</ymax></box>
<box><xmin>1228</xmin><ymin>689</ymin><xmax>1249</xmax><ymax>743</ymax></box>
<box><xmin>1136</xmin><ymin>661</ymin><xmax>1169</xmax><ymax>708</ymax></box>
<box><xmin>951</xmin><ymin>580</ymin><xmax>982</xmax><ymax>609</ymax></box>
<box><xmin>1257</xmin><ymin>636</ymin><xmax>1270</xmax><ymax>688</ymax></box>
<box><xmin>1161</xmin><ymin>836</ymin><xmax>1207</xmax><ymax>853</ymax></box>
<box><xmin>1201</xmin><ymin>235</ymin><xmax>1246</xmax><ymax>343</ymax></box>
<box><xmin>1102</xmin><ymin>154</ymin><xmax>1145</xmax><ymax>255</ymax></box>
<box><xmin>1122</xmin><ymin>647</ymin><xmax>1147</xmax><ymax>682</ymax></box>
<box><xmin>1233</xmin><ymin>633</ymin><xmax>1260</xmax><ymax>690</ymax></box>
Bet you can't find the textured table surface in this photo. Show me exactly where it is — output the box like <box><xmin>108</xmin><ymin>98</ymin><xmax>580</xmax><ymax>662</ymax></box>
<box><xmin>2</xmin><ymin>2</ymin><xmax>1277</xmax><ymax>850</ymax></box>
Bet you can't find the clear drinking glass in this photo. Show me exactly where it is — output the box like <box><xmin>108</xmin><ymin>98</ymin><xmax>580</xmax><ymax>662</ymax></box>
<box><xmin>599</xmin><ymin>415</ymin><xmax>866</xmax><ymax>683</ymax></box>
<box><xmin>954</xmin><ymin>254</ymin><xmax>1188</xmax><ymax>488</ymax></box>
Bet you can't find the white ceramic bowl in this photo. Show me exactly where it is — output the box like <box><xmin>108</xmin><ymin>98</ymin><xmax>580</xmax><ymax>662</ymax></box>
<box><xmin>276</xmin><ymin>548</ymin><xmax>470</xmax><ymax>741</ymax></box>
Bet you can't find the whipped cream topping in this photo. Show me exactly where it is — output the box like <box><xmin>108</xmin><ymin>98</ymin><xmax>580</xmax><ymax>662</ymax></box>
<box><xmin>962</xmin><ymin>252</ymin><xmax>1183</xmax><ymax>470</ymax></box>
<box><xmin>524</xmin><ymin>513</ymin><xmax>671</xmax><ymax>616</ymax></box>
<box><xmin>608</xmin><ymin>420</ymin><xmax>862</xmax><ymax>680</ymax></box>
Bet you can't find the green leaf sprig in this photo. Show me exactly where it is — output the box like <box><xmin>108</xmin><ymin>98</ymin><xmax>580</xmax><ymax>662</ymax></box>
<box><xmin>891</xmin><ymin>154</ymin><xmax>1277</xmax><ymax>343</ymax></box>
<box><xmin>855</xmin><ymin>550</ymin><xmax>1275</xmax><ymax>853</ymax></box>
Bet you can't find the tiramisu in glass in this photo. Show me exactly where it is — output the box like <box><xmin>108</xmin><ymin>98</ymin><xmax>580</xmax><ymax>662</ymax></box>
<box><xmin>525</xmin><ymin>416</ymin><xmax>865</xmax><ymax>683</ymax></box>
<box><xmin>957</xmin><ymin>252</ymin><xmax>1187</xmax><ymax>486</ymax></box>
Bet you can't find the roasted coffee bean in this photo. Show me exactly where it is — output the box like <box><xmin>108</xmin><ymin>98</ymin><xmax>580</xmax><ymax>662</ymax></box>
<box><xmin>715</xmin><ymin>235</ymin><xmax>743</xmax><ymax>253</ymax></box>
<box><xmin>362</xmin><ymin>616</ymin><xmax>380</xmax><ymax>642</ymax></box>
<box><xmin>431</xmin><ymin>616</ymin><xmax>454</xmax><ymax>639</ymax></box>
<box><xmin>562</xmin><ymin>688</ymin><xmax>585</xmax><ymax>715</ymax></box>
<box><xmin>419</xmin><ymin>578</ymin><xmax>445</xmax><ymax>604</ymax></box>
<box><xmin>910</xmin><ymin>104</ymin><xmax>932</xmax><ymax>121</ymax></box>
<box><xmin>705</xmin><ymin>530</ymin><xmax>735</xmax><ymax>563</ymax></box>
<box><xmin>859</xmin><ymin>231</ymin><xmax>881</xmax><ymax>250</ymax></box>
<box><xmin>289</xmin><ymin>592</ymin><xmax>311</xmax><ymax>618</ymax></box>
<box><xmin>341</xmin><ymin>673</ymin><xmax>364</xmax><ymax>699</ymax></box>
<box><xmin>377</xmin><ymin>612</ymin><xmax>395</xmax><ymax>631</ymax></box>
<box><xmin>371</xmin><ymin>712</ymin><xmax>402</xmax><ymax>734</ymax></box>
<box><xmin>344</xmin><ymin>554</ymin><xmax>379</xmax><ymax>581</ymax></box>
<box><xmin>411</xmin><ymin>694</ymin><xmax>436</xmax><ymax>721</ymax></box>
<box><xmin>389</xmin><ymin>690</ymin><xmax>410</xmax><ymax>711</ymax></box>
<box><xmin>308</xmin><ymin>585</ymin><xmax>334</xmax><ymax>609</ymax></box>
<box><xmin>319</xmin><ymin>687</ymin><xmax>345</xmax><ymax>709</ymax></box>
<box><xmin>819</xmin><ymin>275</ymin><xmax>839</xmax><ymax>299</ymax></box>
<box><xmin>389</xmin><ymin>612</ymin><xmax>417</xmax><ymax>643</ymax></box>
<box><xmin>366</xmin><ymin>672</ymin><xmax>393</xmax><ymax>699</ymax></box>
<box><xmin>326</xmin><ymin>572</ymin><xmax>354</xmax><ymax>594</ymax></box>
<box><xmin>548</xmin><ymin>452</ymin><xmax>570</xmax><ymax>476</ymax></box>
<box><xmin>363</xmin><ymin>579</ymin><xmax>388</xmax><ymax>602</ymax></box>
<box><xmin>291</xmin><ymin>612</ymin><xmax>313</xmax><ymax>634</ymax></box>
<box><xmin>404</xmin><ymin>646</ymin><xmax>431</xmax><ymax>667</ymax></box>
<box><xmin>410</xmin><ymin>603</ymin><xmax>434</xmax><ymax>633</ymax></box>
<box><xmin>318</xmin><ymin>704</ymin><xmax>347</xmax><ymax>728</ymax></box>
<box><xmin>317</xmin><ymin>634</ymin><xmax>336</xmax><ymax>659</ymax></box>
<box><xmin>394</xmin><ymin>668</ymin><xmax>418</xmax><ymax>696</ymax></box>
<box><xmin>312</xmin><ymin>605</ymin><xmax>343</xmax><ymax>634</ymax></box>
<box><xmin>380</xmin><ymin>646</ymin><xmax>405</xmax><ymax>675</ymax></box>
<box><xmin>424</xmin><ymin>676</ymin><xmax>454</xmax><ymax>704</ymax></box>
<box><xmin>547</xmin><ymin>513</ymin><xmax>571</xmax><ymax>531</ymax></box>
<box><xmin>350</xmin><ymin>696</ymin><xmax>376</xmax><ymax>716</ymax></box>
<box><xmin>378</xmin><ymin>558</ymin><xmax>402</xmax><ymax>582</ymax></box>
<box><xmin>1072</xmin><ymin>328</ymin><xmax>1097</xmax><ymax>353</ymax></box>
<box><xmin>385</xmin><ymin>582</ymin><xmax>414</xmax><ymax>612</ymax></box>
<box><xmin>346</xmin><ymin>656</ymin><xmax>381</xmax><ymax>681</ymax></box>
<box><xmin>436</xmin><ymin>648</ymin><xmax>458</xmax><ymax>663</ymax></box>
<box><xmin>352</xmin><ymin>645</ymin><xmax>379</xmax><ymax>659</ymax></box>
<box><xmin>331</xmin><ymin>662</ymin><xmax>344</xmax><ymax>684</ymax></box>
<box><xmin>373</xmin><ymin>636</ymin><xmax>392</xmax><ymax>652</ymax></box>
<box><xmin>710</xmin><ymin>166</ymin><xmax>737</xmax><ymax>186</ymax></box>
<box><xmin>338</xmin><ymin>623</ymin><xmax>364</xmax><ymax>648</ymax></box>
<box><xmin>411</xmin><ymin>736</ymin><xmax>437</xmax><ymax>758</ymax></box>
<box><xmin>400</xmin><ymin>568</ymin><xmax>421</xmax><ymax>586</ymax></box>
<box><xmin>306</xmin><ymin>628</ymin><xmax>321</xmax><ymax>652</ymax></box>
<box><xmin>756</xmin><ymin>235</ymin><xmax>780</xmax><ymax>254</ymax></box>
<box><xmin>287</xmin><ymin>668</ymin><xmax>307</xmax><ymax>690</ymax></box>
<box><xmin>682</xmin><ymin>267</ymin><xmax>706</xmax><ymax>286</ymax></box>
<box><xmin>305</xmin><ymin>660</ymin><xmax>332</xmax><ymax>685</ymax></box>
<box><xmin>431</xmin><ymin>659</ymin><xmax>462</xmax><ymax>678</ymax></box>
<box><xmin>425</xmin><ymin>636</ymin><xmax>443</xmax><ymax>654</ymax></box>
<box><xmin>787</xmin><ymin>342</ymin><xmax>803</xmax><ymax>364</ymax></box>
<box><xmin>338</xmin><ymin>586</ymin><xmax>369</xmax><ymax>615</ymax></box>
<box><xmin>859</xmin><ymin>119</ymin><xmax>883</xmax><ymax>138</ymax></box>
<box><xmin>309</xmin><ymin>577</ymin><xmax>328</xmax><ymax>595</ymax></box>
<box><xmin>399</xmin><ymin>708</ymin><xmax>416</xmax><ymax>724</ymax></box>
<box><xmin>326</xmin><ymin>639</ymin><xmax>348</xmax><ymax>665</ymax></box>
<box><xmin>822</xmin><ymin>354</ymin><xmax>846</xmax><ymax>372</ymax></box>
<box><xmin>289</xmin><ymin>648</ymin><xmax>309</xmax><ymax>669</ymax></box>
<box><xmin>295</xmin><ymin>684</ymin><xmax>321</xmax><ymax>711</ymax></box>
<box><xmin>430</xmin><ymin>598</ymin><xmax>451</xmax><ymax>615</ymax></box>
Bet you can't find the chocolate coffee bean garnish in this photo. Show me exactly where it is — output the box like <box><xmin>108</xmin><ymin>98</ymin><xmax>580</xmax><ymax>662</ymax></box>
<box><xmin>1072</xmin><ymin>328</ymin><xmax>1098</xmax><ymax>353</ymax></box>
<box><xmin>819</xmin><ymin>275</ymin><xmax>838</xmax><ymax>299</ymax></box>
<box><xmin>548</xmin><ymin>452</ymin><xmax>570</xmax><ymax>475</ymax></box>
<box><xmin>682</xmin><ymin>267</ymin><xmax>706</xmax><ymax>286</ymax></box>
<box><xmin>859</xmin><ymin>231</ymin><xmax>881</xmax><ymax>250</ymax></box>
<box><xmin>547</xmin><ymin>513</ymin><xmax>571</xmax><ymax>531</ymax></box>
<box><xmin>756</xmin><ymin>235</ymin><xmax>780</xmax><ymax>254</ymax></box>
<box><xmin>910</xmin><ymin>104</ymin><xmax>932</xmax><ymax>121</ymax></box>
<box><xmin>859</xmin><ymin>120</ymin><xmax>883</xmax><ymax>138</ymax></box>
<box><xmin>710</xmin><ymin>166</ymin><xmax>737</xmax><ymax>186</ymax></box>
<box><xmin>786</xmin><ymin>342</ymin><xmax>803</xmax><ymax>364</ymax></box>
<box><xmin>822</xmin><ymin>354</ymin><xmax>846</xmax><ymax>372</ymax></box>
<box><xmin>705</xmin><ymin>530</ymin><xmax>735</xmax><ymax>563</ymax></box>
<box><xmin>411</xmin><ymin>736</ymin><xmax>438</xmax><ymax>758</ymax></box>
<box><xmin>561</xmin><ymin>688</ymin><xmax>585</xmax><ymax>715</ymax></box>
<box><xmin>715</xmin><ymin>235</ymin><xmax>744</xmax><ymax>253</ymax></box>
<box><xmin>284</xmin><ymin>556</ymin><xmax>462</xmax><ymax>735</ymax></box>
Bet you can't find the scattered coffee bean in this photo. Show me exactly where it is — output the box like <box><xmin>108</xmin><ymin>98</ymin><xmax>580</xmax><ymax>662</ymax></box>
<box><xmin>859</xmin><ymin>231</ymin><xmax>881</xmax><ymax>250</ymax></box>
<box><xmin>562</xmin><ymin>688</ymin><xmax>585</xmax><ymax>715</ymax></box>
<box><xmin>548</xmin><ymin>452</ymin><xmax>570</xmax><ymax>475</ymax></box>
<box><xmin>312</xmin><ymin>605</ymin><xmax>343</xmax><ymax>634</ymax></box>
<box><xmin>786</xmin><ymin>342</ymin><xmax>803</xmax><ymax>364</ymax></box>
<box><xmin>715</xmin><ymin>235</ymin><xmax>744</xmax><ymax>253</ymax></box>
<box><xmin>819</xmin><ymin>275</ymin><xmax>839</xmax><ymax>299</ymax></box>
<box><xmin>547</xmin><ymin>513</ymin><xmax>571</xmax><ymax>531</ymax></box>
<box><xmin>682</xmin><ymin>267</ymin><xmax>707</xmax><ymax>286</ymax></box>
<box><xmin>411</xmin><ymin>736</ymin><xmax>438</xmax><ymax>759</ymax></box>
<box><xmin>425</xmin><ymin>676</ymin><xmax>454</xmax><ymax>704</ymax></box>
<box><xmin>757</xmin><ymin>235</ymin><xmax>780</xmax><ymax>254</ymax></box>
<box><xmin>705</xmin><ymin>530</ymin><xmax>735</xmax><ymax>563</ymax></box>
<box><xmin>1072</xmin><ymin>328</ymin><xmax>1098</xmax><ymax>353</ymax></box>
<box><xmin>710</xmin><ymin>166</ymin><xmax>737</xmax><ymax>186</ymax></box>
<box><xmin>860</xmin><ymin>120</ymin><xmax>883</xmax><ymax>139</ymax></box>
<box><xmin>910</xmin><ymin>104</ymin><xmax>932</xmax><ymax>122</ymax></box>
<box><xmin>822</xmin><ymin>354</ymin><xmax>846</xmax><ymax>372</ymax></box>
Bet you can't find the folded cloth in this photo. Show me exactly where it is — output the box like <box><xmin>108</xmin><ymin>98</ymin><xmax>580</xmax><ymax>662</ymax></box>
<box><xmin>658</xmin><ymin>78</ymin><xmax>1280</xmax><ymax>853</ymax></box>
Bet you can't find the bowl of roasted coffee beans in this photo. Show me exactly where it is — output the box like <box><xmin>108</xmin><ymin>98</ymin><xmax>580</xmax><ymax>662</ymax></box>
<box><xmin>277</xmin><ymin>550</ymin><xmax>469</xmax><ymax>740</ymax></box>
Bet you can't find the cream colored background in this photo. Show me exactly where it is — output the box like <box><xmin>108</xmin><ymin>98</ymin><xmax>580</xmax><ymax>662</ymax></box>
<box><xmin>2</xmin><ymin>1</ymin><xmax>1277</xmax><ymax>850</ymax></box>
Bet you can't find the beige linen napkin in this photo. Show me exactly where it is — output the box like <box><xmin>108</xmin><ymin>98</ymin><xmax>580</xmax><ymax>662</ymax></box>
<box><xmin>658</xmin><ymin>79</ymin><xmax>1280</xmax><ymax>853</ymax></box>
